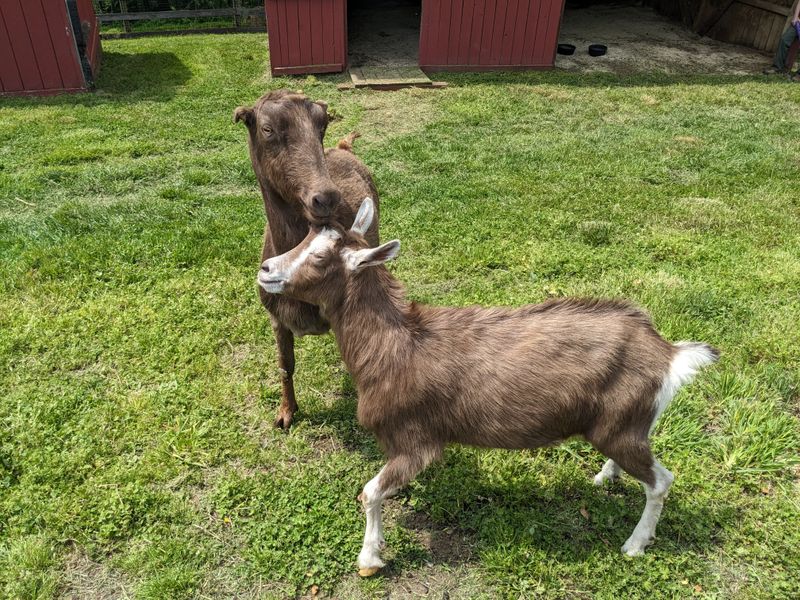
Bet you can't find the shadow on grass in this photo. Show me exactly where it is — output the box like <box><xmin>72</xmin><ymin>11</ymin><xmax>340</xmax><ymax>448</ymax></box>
<box><xmin>96</xmin><ymin>51</ymin><xmax>192</xmax><ymax>99</ymax></box>
<box><xmin>303</xmin><ymin>397</ymin><xmax>732</xmax><ymax>576</ymax></box>
<box><xmin>0</xmin><ymin>52</ymin><xmax>192</xmax><ymax>107</ymax></box>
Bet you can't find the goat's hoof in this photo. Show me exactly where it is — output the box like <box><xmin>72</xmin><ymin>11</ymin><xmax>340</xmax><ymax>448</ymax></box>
<box><xmin>592</xmin><ymin>474</ymin><xmax>606</xmax><ymax>486</ymax></box>
<box><xmin>621</xmin><ymin>539</ymin><xmax>648</xmax><ymax>557</ymax></box>
<box><xmin>358</xmin><ymin>567</ymin><xmax>381</xmax><ymax>578</ymax></box>
<box><xmin>273</xmin><ymin>410</ymin><xmax>294</xmax><ymax>429</ymax></box>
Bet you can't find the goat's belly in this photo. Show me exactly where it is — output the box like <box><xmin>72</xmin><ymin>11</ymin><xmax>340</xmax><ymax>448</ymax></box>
<box><xmin>450</xmin><ymin>426</ymin><xmax>566</xmax><ymax>450</ymax></box>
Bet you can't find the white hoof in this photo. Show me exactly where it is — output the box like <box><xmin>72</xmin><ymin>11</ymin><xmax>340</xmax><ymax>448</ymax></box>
<box><xmin>621</xmin><ymin>537</ymin><xmax>649</xmax><ymax>557</ymax></box>
<box><xmin>593</xmin><ymin>473</ymin><xmax>606</xmax><ymax>486</ymax></box>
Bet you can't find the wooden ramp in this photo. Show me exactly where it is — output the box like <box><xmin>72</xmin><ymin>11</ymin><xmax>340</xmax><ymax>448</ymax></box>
<box><xmin>348</xmin><ymin>66</ymin><xmax>445</xmax><ymax>90</ymax></box>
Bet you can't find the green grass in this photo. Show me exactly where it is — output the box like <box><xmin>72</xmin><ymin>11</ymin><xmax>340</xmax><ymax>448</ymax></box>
<box><xmin>1</xmin><ymin>33</ymin><xmax>799</xmax><ymax>599</ymax></box>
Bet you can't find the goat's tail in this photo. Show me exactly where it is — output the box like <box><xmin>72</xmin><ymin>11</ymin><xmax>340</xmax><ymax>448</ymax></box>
<box><xmin>336</xmin><ymin>131</ymin><xmax>361</xmax><ymax>153</ymax></box>
<box><xmin>652</xmin><ymin>342</ymin><xmax>720</xmax><ymax>429</ymax></box>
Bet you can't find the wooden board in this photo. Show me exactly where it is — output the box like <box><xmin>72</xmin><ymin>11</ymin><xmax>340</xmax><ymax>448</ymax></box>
<box><xmin>350</xmin><ymin>66</ymin><xmax>434</xmax><ymax>89</ymax></box>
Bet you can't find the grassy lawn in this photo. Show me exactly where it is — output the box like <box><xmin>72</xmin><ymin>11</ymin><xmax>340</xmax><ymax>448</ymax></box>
<box><xmin>1</xmin><ymin>33</ymin><xmax>799</xmax><ymax>599</ymax></box>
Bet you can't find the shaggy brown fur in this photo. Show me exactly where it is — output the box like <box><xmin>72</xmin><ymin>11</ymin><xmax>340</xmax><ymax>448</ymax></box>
<box><xmin>234</xmin><ymin>89</ymin><xmax>380</xmax><ymax>428</ymax></box>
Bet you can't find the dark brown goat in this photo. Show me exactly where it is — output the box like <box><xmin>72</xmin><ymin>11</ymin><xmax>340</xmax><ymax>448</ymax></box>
<box><xmin>257</xmin><ymin>199</ymin><xmax>719</xmax><ymax>573</ymax></box>
<box><xmin>234</xmin><ymin>89</ymin><xmax>379</xmax><ymax>428</ymax></box>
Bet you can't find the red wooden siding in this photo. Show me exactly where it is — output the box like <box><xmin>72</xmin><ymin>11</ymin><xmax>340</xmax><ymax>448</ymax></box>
<box><xmin>76</xmin><ymin>0</ymin><xmax>102</xmax><ymax>77</ymax></box>
<box><xmin>265</xmin><ymin>0</ymin><xmax>347</xmax><ymax>75</ymax></box>
<box><xmin>0</xmin><ymin>0</ymin><xmax>99</xmax><ymax>95</ymax></box>
<box><xmin>419</xmin><ymin>0</ymin><xmax>566</xmax><ymax>71</ymax></box>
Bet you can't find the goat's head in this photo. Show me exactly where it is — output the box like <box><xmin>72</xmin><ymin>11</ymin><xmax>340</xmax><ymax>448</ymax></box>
<box><xmin>258</xmin><ymin>197</ymin><xmax>399</xmax><ymax>304</ymax></box>
<box><xmin>234</xmin><ymin>89</ymin><xmax>341</xmax><ymax>222</ymax></box>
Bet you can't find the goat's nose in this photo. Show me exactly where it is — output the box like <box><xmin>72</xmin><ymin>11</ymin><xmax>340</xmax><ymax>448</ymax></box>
<box><xmin>312</xmin><ymin>193</ymin><xmax>333</xmax><ymax>215</ymax></box>
<box><xmin>260</xmin><ymin>261</ymin><xmax>270</xmax><ymax>273</ymax></box>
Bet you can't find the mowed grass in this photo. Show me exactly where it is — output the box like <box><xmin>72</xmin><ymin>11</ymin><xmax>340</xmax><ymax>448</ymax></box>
<box><xmin>1</xmin><ymin>33</ymin><xmax>799</xmax><ymax>599</ymax></box>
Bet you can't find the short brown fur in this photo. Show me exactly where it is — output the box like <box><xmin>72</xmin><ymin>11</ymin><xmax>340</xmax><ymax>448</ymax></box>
<box><xmin>234</xmin><ymin>90</ymin><xmax>380</xmax><ymax>428</ymax></box>
<box><xmin>260</xmin><ymin>217</ymin><xmax>719</xmax><ymax>562</ymax></box>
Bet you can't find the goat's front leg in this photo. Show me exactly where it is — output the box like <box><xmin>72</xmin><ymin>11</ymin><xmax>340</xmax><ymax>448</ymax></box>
<box><xmin>271</xmin><ymin>319</ymin><xmax>296</xmax><ymax>429</ymax></box>
<box><xmin>357</xmin><ymin>450</ymin><xmax>439</xmax><ymax>576</ymax></box>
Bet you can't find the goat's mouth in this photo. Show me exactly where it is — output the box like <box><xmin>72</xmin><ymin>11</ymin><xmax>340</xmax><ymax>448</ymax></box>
<box><xmin>257</xmin><ymin>273</ymin><xmax>286</xmax><ymax>294</ymax></box>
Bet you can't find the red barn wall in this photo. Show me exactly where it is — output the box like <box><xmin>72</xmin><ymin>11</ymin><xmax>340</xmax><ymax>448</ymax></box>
<box><xmin>265</xmin><ymin>0</ymin><xmax>348</xmax><ymax>75</ymax></box>
<box><xmin>76</xmin><ymin>0</ymin><xmax>102</xmax><ymax>77</ymax></box>
<box><xmin>0</xmin><ymin>0</ymin><xmax>99</xmax><ymax>95</ymax></box>
<box><xmin>420</xmin><ymin>0</ymin><xmax>566</xmax><ymax>71</ymax></box>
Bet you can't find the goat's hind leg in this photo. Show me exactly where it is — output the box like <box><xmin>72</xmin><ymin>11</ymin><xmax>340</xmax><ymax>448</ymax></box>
<box><xmin>594</xmin><ymin>439</ymin><xmax>673</xmax><ymax>556</ymax></box>
<box><xmin>357</xmin><ymin>450</ymin><xmax>438</xmax><ymax>576</ymax></box>
<box><xmin>622</xmin><ymin>459</ymin><xmax>673</xmax><ymax>556</ymax></box>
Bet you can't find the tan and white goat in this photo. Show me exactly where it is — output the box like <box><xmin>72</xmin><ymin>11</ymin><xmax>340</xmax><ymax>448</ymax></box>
<box><xmin>257</xmin><ymin>198</ymin><xmax>719</xmax><ymax>574</ymax></box>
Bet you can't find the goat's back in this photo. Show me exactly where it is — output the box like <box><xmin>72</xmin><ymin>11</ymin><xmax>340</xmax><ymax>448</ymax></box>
<box><xmin>364</xmin><ymin>299</ymin><xmax>676</xmax><ymax>452</ymax></box>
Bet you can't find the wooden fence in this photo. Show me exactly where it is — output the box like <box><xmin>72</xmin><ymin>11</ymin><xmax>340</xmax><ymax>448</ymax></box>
<box><xmin>95</xmin><ymin>1</ymin><xmax>265</xmax><ymax>38</ymax></box>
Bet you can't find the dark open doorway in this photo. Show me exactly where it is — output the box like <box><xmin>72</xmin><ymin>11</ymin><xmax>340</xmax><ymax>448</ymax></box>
<box><xmin>347</xmin><ymin>0</ymin><xmax>422</xmax><ymax>67</ymax></box>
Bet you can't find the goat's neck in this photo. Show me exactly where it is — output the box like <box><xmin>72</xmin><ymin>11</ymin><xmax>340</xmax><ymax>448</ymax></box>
<box><xmin>260</xmin><ymin>178</ymin><xmax>307</xmax><ymax>252</ymax></box>
<box><xmin>326</xmin><ymin>267</ymin><xmax>413</xmax><ymax>386</ymax></box>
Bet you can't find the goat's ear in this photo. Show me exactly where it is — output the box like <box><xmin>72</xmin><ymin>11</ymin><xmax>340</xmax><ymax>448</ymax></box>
<box><xmin>345</xmin><ymin>240</ymin><xmax>400</xmax><ymax>272</ymax></box>
<box><xmin>351</xmin><ymin>197</ymin><xmax>375</xmax><ymax>235</ymax></box>
<box><xmin>233</xmin><ymin>106</ymin><xmax>255</xmax><ymax>128</ymax></box>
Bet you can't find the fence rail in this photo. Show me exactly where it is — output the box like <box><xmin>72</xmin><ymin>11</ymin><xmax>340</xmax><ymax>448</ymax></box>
<box><xmin>96</xmin><ymin>6</ymin><xmax>263</xmax><ymax>22</ymax></box>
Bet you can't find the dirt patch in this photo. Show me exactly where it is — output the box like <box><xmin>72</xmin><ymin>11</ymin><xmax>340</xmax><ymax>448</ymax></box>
<box><xmin>557</xmin><ymin>4</ymin><xmax>770</xmax><ymax>75</ymax></box>
<box><xmin>332</xmin><ymin>506</ymin><xmax>493</xmax><ymax>599</ymax></box>
<box><xmin>58</xmin><ymin>549</ymin><xmax>131</xmax><ymax>600</ymax></box>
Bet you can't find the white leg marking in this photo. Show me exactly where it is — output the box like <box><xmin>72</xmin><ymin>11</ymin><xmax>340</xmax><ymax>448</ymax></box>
<box><xmin>622</xmin><ymin>461</ymin><xmax>674</xmax><ymax>556</ymax></box>
<box><xmin>593</xmin><ymin>459</ymin><xmax>622</xmax><ymax>486</ymax></box>
<box><xmin>358</xmin><ymin>467</ymin><xmax>387</xmax><ymax>571</ymax></box>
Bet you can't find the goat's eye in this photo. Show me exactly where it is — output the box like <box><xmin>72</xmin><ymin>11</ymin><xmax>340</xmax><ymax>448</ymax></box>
<box><xmin>261</xmin><ymin>124</ymin><xmax>273</xmax><ymax>135</ymax></box>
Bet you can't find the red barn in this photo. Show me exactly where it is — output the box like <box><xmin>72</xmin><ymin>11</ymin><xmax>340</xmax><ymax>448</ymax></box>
<box><xmin>264</xmin><ymin>0</ymin><xmax>565</xmax><ymax>76</ymax></box>
<box><xmin>0</xmin><ymin>0</ymin><xmax>101</xmax><ymax>96</ymax></box>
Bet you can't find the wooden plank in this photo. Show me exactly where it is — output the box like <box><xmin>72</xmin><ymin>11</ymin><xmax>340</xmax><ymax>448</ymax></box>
<box><xmin>499</xmin><ymin>0</ymin><xmax>520</xmax><ymax>64</ymax></box>
<box><xmin>96</xmin><ymin>8</ymin><xmax>264</xmax><ymax>22</ymax></box>
<box><xmin>509</xmin><ymin>0</ymin><xmax>532</xmax><ymax>64</ymax></box>
<box><xmin>479</xmin><ymin>0</ymin><xmax>498</xmax><ymax>65</ymax></box>
<box><xmin>447</xmin><ymin>0</ymin><xmax>464</xmax><ymax>66</ymax></box>
<box><xmin>489</xmin><ymin>0</ymin><xmax>509</xmax><ymax>65</ymax></box>
<box><xmin>334</xmin><ymin>0</ymin><xmax>346</xmax><ymax>69</ymax></box>
<box><xmin>0</xmin><ymin>8</ymin><xmax>24</xmax><ymax>92</ymax></box>
<box><xmin>277</xmin><ymin>0</ymin><xmax>291</xmax><ymax>70</ymax></box>
<box><xmin>1</xmin><ymin>0</ymin><xmax>44</xmax><ymax>91</ymax></box>
<box><xmin>298</xmin><ymin>0</ymin><xmax>310</xmax><ymax>66</ymax></box>
<box><xmin>738</xmin><ymin>0</ymin><xmax>790</xmax><ymax>15</ymax></box>
<box><xmin>308</xmin><ymin>0</ymin><xmax>323</xmax><ymax>66</ymax></box>
<box><xmin>41</xmin><ymin>0</ymin><xmax>85</xmax><ymax>90</ymax></box>
<box><xmin>533</xmin><ymin>0</ymin><xmax>553</xmax><ymax>65</ymax></box>
<box><xmin>265</xmin><ymin>0</ymin><xmax>283</xmax><ymax>69</ymax></box>
<box><xmin>468</xmin><ymin>0</ymin><xmax>486</xmax><ymax>65</ymax></box>
<box><xmin>520</xmin><ymin>0</ymin><xmax>543</xmax><ymax>64</ymax></box>
<box><xmin>284</xmin><ymin>0</ymin><xmax>301</xmax><ymax>69</ymax></box>
<box><xmin>758</xmin><ymin>12</ymin><xmax>780</xmax><ymax>49</ymax></box>
<box><xmin>694</xmin><ymin>0</ymin><xmax>736</xmax><ymax>36</ymax></box>
<box><xmin>541</xmin><ymin>0</ymin><xmax>565</xmax><ymax>66</ymax></box>
<box><xmin>102</xmin><ymin>26</ymin><xmax>262</xmax><ymax>39</ymax></box>
<box><xmin>456</xmin><ymin>0</ymin><xmax>475</xmax><ymax>65</ymax></box>
<box><xmin>322</xmin><ymin>0</ymin><xmax>334</xmax><ymax>65</ymax></box>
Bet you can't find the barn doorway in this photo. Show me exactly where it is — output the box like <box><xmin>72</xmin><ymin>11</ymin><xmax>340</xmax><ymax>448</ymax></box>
<box><xmin>348</xmin><ymin>0</ymin><xmax>422</xmax><ymax>68</ymax></box>
<box><xmin>555</xmin><ymin>0</ymin><xmax>769</xmax><ymax>74</ymax></box>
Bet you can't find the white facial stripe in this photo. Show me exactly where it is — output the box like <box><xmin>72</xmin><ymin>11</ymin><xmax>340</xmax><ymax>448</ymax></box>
<box><xmin>280</xmin><ymin>227</ymin><xmax>340</xmax><ymax>280</ymax></box>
